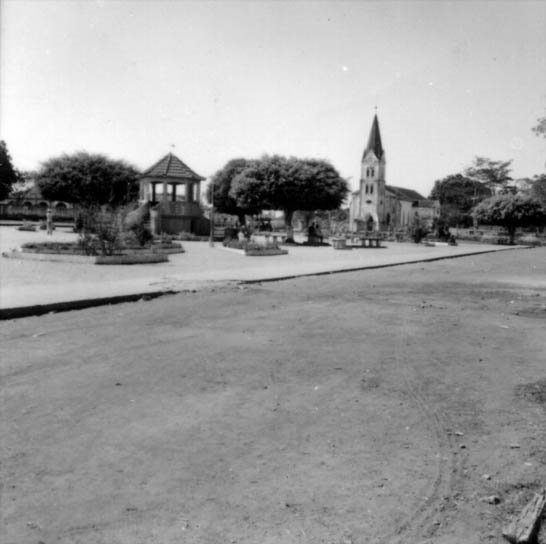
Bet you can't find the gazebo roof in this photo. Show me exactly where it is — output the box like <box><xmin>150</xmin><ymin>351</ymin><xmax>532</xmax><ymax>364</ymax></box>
<box><xmin>142</xmin><ymin>153</ymin><xmax>205</xmax><ymax>181</ymax></box>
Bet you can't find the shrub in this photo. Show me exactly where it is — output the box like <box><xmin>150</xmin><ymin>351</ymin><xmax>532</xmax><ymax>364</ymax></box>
<box><xmin>75</xmin><ymin>207</ymin><xmax>124</xmax><ymax>256</ymax></box>
<box><xmin>159</xmin><ymin>232</ymin><xmax>172</xmax><ymax>244</ymax></box>
<box><xmin>130</xmin><ymin>223</ymin><xmax>153</xmax><ymax>246</ymax></box>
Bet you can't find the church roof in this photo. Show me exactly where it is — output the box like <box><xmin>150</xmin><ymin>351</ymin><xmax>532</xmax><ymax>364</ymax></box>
<box><xmin>142</xmin><ymin>153</ymin><xmax>205</xmax><ymax>181</ymax></box>
<box><xmin>386</xmin><ymin>185</ymin><xmax>426</xmax><ymax>201</ymax></box>
<box><xmin>363</xmin><ymin>114</ymin><xmax>384</xmax><ymax>160</ymax></box>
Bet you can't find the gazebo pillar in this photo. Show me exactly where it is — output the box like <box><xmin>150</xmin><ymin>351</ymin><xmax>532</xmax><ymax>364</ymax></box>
<box><xmin>162</xmin><ymin>179</ymin><xmax>168</xmax><ymax>202</ymax></box>
<box><xmin>151</xmin><ymin>182</ymin><xmax>157</xmax><ymax>203</ymax></box>
<box><xmin>171</xmin><ymin>183</ymin><xmax>177</xmax><ymax>202</ymax></box>
<box><xmin>186</xmin><ymin>182</ymin><xmax>192</xmax><ymax>202</ymax></box>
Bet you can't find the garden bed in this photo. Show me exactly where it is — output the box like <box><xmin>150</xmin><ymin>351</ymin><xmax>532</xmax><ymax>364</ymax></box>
<box><xmin>15</xmin><ymin>241</ymin><xmax>174</xmax><ymax>264</ymax></box>
<box><xmin>21</xmin><ymin>240</ymin><xmax>184</xmax><ymax>255</ymax></box>
<box><xmin>245</xmin><ymin>248</ymin><xmax>288</xmax><ymax>256</ymax></box>
<box><xmin>22</xmin><ymin>242</ymin><xmax>84</xmax><ymax>254</ymax></box>
<box><xmin>95</xmin><ymin>254</ymin><xmax>168</xmax><ymax>265</ymax></box>
<box><xmin>223</xmin><ymin>239</ymin><xmax>288</xmax><ymax>257</ymax></box>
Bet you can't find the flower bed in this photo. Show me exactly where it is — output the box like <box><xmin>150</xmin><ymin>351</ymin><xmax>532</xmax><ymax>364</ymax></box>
<box><xmin>223</xmin><ymin>239</ymin><xmax>288</xmax><ymax>256</ymax></box>
<box><xmin>22</xmin><ymin>242</ymin><xmax>84</xmax><ymax>254</ymax></box>
<box><xmin>245</xmin><ymin>247</ymin><xmax>288</xmax><ymax>256</ymax></box>
<box><xmin>95</xmin><ymin>254</ymin><xmax>168</xmax><ymax>265</ymax></box>
<box><xmin>19</xmin><ymin>241</ymin><xmax>178</xmax><ymax>263</ymax></box>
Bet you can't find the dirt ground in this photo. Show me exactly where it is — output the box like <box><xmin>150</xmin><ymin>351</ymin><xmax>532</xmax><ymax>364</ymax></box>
<box><xmin>1</xmin><ymin>248</ymin><xmax>545</xmax><ymax>544</ymax></box>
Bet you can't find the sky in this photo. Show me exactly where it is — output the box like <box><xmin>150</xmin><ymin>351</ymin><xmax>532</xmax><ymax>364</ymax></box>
<box><xmin>1</xmin><ymin>0</ymin><xmax>545</xmax><ymax>197</ymax></box>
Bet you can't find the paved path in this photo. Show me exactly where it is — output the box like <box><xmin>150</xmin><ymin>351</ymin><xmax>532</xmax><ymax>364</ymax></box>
<box><xmin>0</xmin><ymin>226</ymin><xmax>521</xmax><ymax>315</ymax></box>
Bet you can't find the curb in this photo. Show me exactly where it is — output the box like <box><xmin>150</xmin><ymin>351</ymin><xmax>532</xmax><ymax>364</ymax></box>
<box><xmin>0</xmin><ymin>245</ymin><xmax>531</xmax><ymax>320</ymax></box>
<box><xmin>0</xmin><ymin>291</ymin><xmax>177</xmax><ymax>320</ymax></box>
<box><xmin>239</xmin><ymin>246</ymin><xmax>531</xmax><ymax>284</ymax></box>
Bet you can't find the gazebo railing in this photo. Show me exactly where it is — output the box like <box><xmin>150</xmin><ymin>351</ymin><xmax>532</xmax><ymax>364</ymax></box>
<box><xmin>159</xmin><ymin>201</ymin><xmax>202</xmax><ymax>216</ymax></box>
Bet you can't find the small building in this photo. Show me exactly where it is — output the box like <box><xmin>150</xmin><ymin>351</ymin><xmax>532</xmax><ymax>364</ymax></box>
<box><xmin>139</xmin><ymin>153</ymin><xmax>208</xmax><ymax>235</ymax></box>
<box><xmin>0</xmin><ymin>180</ymin><xmax>73</xmax><ymax>220</ymax></box>
<box><xmin>349</xmin><ymin>114</ymin><xmax>440</xmax><ymax>231</ymax></box>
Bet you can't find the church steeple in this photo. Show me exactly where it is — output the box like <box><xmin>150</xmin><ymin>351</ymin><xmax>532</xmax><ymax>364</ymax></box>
<box><xmin>363</xmin><ymin>114</ymin><xmax>384</xmax><ymax>160</ymax></box>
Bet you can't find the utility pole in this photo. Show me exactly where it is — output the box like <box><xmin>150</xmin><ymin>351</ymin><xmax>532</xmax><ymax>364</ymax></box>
<box><xmin>209</xmin><ymin>179</ymin><xmax>214</xmax><ymax>247</ymax></box>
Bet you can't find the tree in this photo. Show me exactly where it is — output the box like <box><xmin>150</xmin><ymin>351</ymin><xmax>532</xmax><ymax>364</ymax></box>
<box><xmin>36</xmin><ymin>152</ymin><xmax>139</xmax><ymax>207</ymax></box>
<box><xmin>430</xmin><ymin>173</ymin><xmax>491</xmax><ymax>227</ymax></box>
<box><xmin>532</xmin><ymin>117</ymin><xmax>546</xmax><ymax>139</ymax></box>
<box><xmin>0</xmin><ymin>140</ymin><xmax>21</xmax><ymax>200</ymax></box>
<box><xmin>515</xmin><ymin>174</ymin><xmax>546</xmax><ymax>206</ymax></box>
<box><xmin>465</xmin><ymin>156</ymin><xmax>513</xmax><ymax>194</ymax></box>
<box><xmin>230</xmin><ymin>155</ymin><xmax>349</xmax><ymax>241</ymax></box>
<box><xmin>206</xmin><ymin>158</ymin><xmax>259</xmax><ymax>224</ymax></box>
<box><xmin>529</xmin><ymin>174</ymin><xmax>546</xmax><ymax>205</ymax></box>
<box><xmin>472</xmin><ymin>194</ymin><xmax>546</xmax><ymax>244</ymax></box>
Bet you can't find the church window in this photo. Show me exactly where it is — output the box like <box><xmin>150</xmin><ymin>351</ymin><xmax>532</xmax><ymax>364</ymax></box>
<box><xmin>370</xmin><ymin>167</ymin><xmax>375</xmax><ymax>177</ymax></box>
<box><xmin>370</xmin><ymin>185</ymin><xmax>373</xmax><ymax>194</ymax></box>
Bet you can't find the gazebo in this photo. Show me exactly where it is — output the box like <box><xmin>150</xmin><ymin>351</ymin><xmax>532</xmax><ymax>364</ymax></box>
<box><xmin>139</xmin><ymin>153</ymin><xmax>207</xmax><ymax>234</ymax></box>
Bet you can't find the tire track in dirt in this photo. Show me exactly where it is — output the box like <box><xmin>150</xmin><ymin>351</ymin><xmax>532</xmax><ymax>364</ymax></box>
<box><xmin>375</xmin><ymin>308</ymin><xmax>467</xmax><ymax>543</ymax></box>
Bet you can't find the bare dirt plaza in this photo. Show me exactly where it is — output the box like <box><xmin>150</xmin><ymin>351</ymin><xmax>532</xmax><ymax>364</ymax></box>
<box><xmin>1</xmin><ymin>240</ymin><xmax>545</xmax><ymax>544</ymax></box>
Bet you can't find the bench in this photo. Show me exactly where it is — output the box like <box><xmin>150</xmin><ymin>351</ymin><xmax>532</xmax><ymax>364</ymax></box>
<box><xmin>349</xmin><ymin>234</ymin><xmax>383</xmax><ymax>248</ymax></box>
<box><xmin>252</xmin><ymin>232</ymin><xmax>287</xmax><ymax>245</ymax></box>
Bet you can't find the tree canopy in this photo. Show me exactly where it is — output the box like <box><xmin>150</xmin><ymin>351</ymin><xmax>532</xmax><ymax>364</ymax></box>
<box><xmin>430</xmin><ymin>173</ymin><xmax>491</xmax><ymax>226</ymax></box>
<box><xmin>230</xmin><ymin>155</ymin><xmax>349</xmax><ymax>241</ymax></box>
<box><xmin>0</xmin><ymin>141</ymin><xmax>21</xmax><ymax>200</ymax></box>
<box><xmin>36</xmin><ymin>152</ymin><xmax>139</xmax><ymax>207</ymax></box>
<box><xmin>472</xmin><ymin>194</ymin><xmax>546</xmax><ymax>243</ymax></box>
<box><xmin>464</xmin><ymin>156</ymin><xmax>513</xmax><ymax>194</ymax></box>
<box><xmin>206</xmin><ymin>158</ymin><xmax>259</xmax><ymax>224</ymax></box>
<box><xmin>515</xmin><ymin>174</ymin><xmax>546</xmax><ymax>206</ymax></box>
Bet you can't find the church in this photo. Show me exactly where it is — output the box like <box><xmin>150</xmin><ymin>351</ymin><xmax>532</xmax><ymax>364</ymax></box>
<box><xmin>349</xmin><ymin>114</ymin><xmax>439</xmax><ymax>232</ymax></box>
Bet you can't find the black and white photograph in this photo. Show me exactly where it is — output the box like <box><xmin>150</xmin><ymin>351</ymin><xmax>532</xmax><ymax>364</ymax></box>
<box><xmin>1</xmin><ymin>1</ymin><xmax>545</xmax><ymax>542</ymax></box>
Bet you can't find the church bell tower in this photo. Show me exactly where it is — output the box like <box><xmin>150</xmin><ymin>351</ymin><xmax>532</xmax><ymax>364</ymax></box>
<box><xmin>359</xmin><ymin>114</ymin><xmax>386</xmax><ymax>230</ymax></box>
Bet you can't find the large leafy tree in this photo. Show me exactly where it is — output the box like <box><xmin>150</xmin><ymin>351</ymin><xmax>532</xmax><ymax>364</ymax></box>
<box><xmin>36</xmin><ymin>152</ymin><xmax>139</xmax><ymax>207</ymax></box>
<box><xmin>465</xmin><ymin>156</ymin><xmax>513</xmax><ymax>194</ymax></box>
<box><xmin>472</xmin><ymin>194</ymin><xmax>546</xmax><ymax>244</ymax></box>
<box><xmin>0</xmin><ymin>140</ymin><xmax>21</xmax><ymax>200</ymax></box>
<box><xmin>206</xmin><ymin>158</ymin><xmax>259</xmax><ymax>224</ymax></box>
<box><xmin>230</xmin><ymin>155</ymin><xmax>348</xmax><ymax>241</ymax></box>
<box><xmin>430</xmin><ymin>173</ymin><xmax>491</xmax><ymax>226</ymax></box>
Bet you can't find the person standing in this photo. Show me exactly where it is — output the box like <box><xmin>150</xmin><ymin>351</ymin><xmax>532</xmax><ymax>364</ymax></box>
<box><xmin>46</xmin><ymin>207</ymin><xmax>53</xmax><ymax>235</ymax></box>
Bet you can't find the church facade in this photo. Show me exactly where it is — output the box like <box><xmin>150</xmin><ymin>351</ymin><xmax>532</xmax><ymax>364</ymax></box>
<box><xmin>349</xmin><ymin>114</ymin><xmax>439</xmax><ymax>232</ymax></box>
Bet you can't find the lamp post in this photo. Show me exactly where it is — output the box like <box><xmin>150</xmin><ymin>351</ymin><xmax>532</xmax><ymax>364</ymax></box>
<box><xmin>209</xmin><ymin>179</ymin><xmax>214</xmax><ymax>247</ymax></box>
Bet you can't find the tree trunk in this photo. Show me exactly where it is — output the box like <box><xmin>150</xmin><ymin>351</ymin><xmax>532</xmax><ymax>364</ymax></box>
<box><xmin>238</xmin><ymin>213</ymin><xmax>246</xmax><ymax>226</ymax></box>
<box><xmin>284</xmin><ymin>209</ymin><xmax>294</xmax><ymax>242</ymax></box>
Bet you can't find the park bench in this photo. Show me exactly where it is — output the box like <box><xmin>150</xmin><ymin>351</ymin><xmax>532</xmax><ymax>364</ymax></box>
<box><xmin>349</xmin><ymin>233</ymin><xmax>383</xmax><ymax>248</ymax></box>
<box><xmin>252</xmin><ymin>232</ymin><xmax>287</xmax><ymax>245</ymax></box>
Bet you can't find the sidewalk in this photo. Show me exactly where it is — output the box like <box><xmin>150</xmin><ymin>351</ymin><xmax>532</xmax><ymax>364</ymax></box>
<box><xmin>0</xmin><ymin>226</ymin><xmax>523</xmax><ymax>318</ymax></box>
